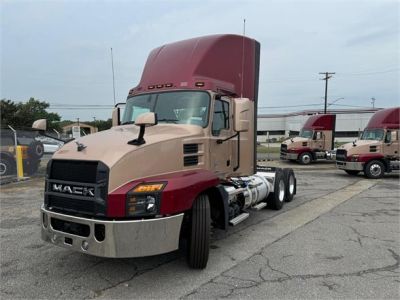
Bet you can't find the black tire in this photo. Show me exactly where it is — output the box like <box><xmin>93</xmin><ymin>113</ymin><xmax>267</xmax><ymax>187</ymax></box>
<box><xmin>0</xmin><ymin>156</ymin><xmax>15</xmax><ymax>176</ymax></box>
<box><xmin>28</xmin><ymin>141</ymin><xmax>44</xmax><ymax>159</ymax></box>
<box><xmin>25</xmin><ymin>160</ymin><xmax>40</xmax><ymax>176</ymax></box>
<box><xmin>282</xmin><ymin>168</ymin><xmax>296</xmax><ymax>202</ymax></box>
<box><xmin>187</xmin><ymin>194</ymin><xmax>210</xmax><ymax>269</ymax></box>
<box><xmin>298</xmin><ymin>152</ymin><xmax>312</xmax><ymax>165</ymax></box>
<box><xmin>345</xmin><ymin>170</ymin><xmax>360</xmax><ymax>176</ymax></box>
<box><xmin>267</xmin><ymin>169</ymin><xmax>286</xmax><ymax>210</ymax></box>
<box><xmin>364</xmin><ymin>160</ymin><xmax>385</xmax><ymax>179</ymax></box>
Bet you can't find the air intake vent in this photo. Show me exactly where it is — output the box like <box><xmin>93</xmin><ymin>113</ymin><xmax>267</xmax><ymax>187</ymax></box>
<box><xmin>302</xmin><ymin>142</ymin><xmax>308</xmax><ymax>146</ymax></box>
<box><xmin>184</xmin><ymin>155</ymin><xmax>199</xmax><ymax>166</ymax></box>
<box><xmin>370</xmin><ymin>146</ymin><xmax>377</xmax><ymax>153</ymax></box>
<box><xmin>183</xmin><ymin>144</ymin><xmax>198</xmax><ymax>154</ymax></box>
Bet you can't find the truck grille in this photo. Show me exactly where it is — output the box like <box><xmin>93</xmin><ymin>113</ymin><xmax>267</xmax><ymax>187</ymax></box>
<box><xmin>45</xmin><ymin>160</ymin><xmax>109</xmax><ymax>217</ymax></box>
<box><xmin>50</xmin><ymin>160</ymin><xmax>98</xmax><ymax>183</ymax></box>
<box><xmin>336</xmin><ymin>149</ymin><xmax>347</xmax><ymax>161</ymax></box>
<box><xmin>280</xmin><ymin>144</ymin><xmax>287</xmax><ymax>156</ymax></box>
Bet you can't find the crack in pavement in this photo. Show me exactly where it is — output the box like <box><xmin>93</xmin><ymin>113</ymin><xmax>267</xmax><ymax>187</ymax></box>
<box><xmin>183</xmin><ymin>249</ymin><xmax>399</xmax><ymax>299</ymax></box>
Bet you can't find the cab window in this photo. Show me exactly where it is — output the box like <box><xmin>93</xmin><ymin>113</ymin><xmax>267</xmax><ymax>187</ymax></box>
<box><xmin>212</xmin><ymin>100</ymin><xmax>229</xmax><ymax>136</ymax></box>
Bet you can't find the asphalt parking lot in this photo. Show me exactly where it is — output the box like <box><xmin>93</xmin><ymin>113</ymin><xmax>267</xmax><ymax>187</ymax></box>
<box><xmin>0</xmin><ymin>161</ymin><xmax>399</xmax><ymax>299</ymax></box>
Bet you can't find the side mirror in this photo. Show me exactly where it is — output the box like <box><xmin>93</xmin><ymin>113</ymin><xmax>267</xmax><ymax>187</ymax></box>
<box><xmin>128</xmin><ymin>112</ymin><xmax>157</xmax><ymax>146</ymax></box>
<box><xmin>112</xmin><ymin>108</ymin><xmax>120</xmax><ymax>127</ymax></box>
<box><xmin>32</xmin><ymin>119</ymin><xmax>47</xmax><ymax>131</ymax></box>
<box><xmin>233</xmin><ymin>98</ymin><xmax>250</xmax><ymax>132</ymax></box>
<box><xmin>135</xmin><ymin>112</ymin><xmax>157</xmax><ymax>127</ymax></box>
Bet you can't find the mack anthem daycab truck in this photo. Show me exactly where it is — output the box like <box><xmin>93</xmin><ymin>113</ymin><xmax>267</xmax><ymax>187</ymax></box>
<box><xmin>336</xmin><ymin>107</ymin><xmax>400</xmax><ymax>179</ymax></box>
<box><xmin>38</xmin><ymin>34</ymin><xmax>297</xmax><ymax>269</ymax></box>
<box><xmin>280</xmin><ymin>114</ymin><xmax>336</xmax><ymax>164</ymax></box>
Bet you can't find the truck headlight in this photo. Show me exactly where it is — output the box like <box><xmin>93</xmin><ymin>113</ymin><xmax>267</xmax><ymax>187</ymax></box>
<box><xmin>126</xmin><ymin>183</ymin><xmax>165</xmax><ymax>216</ymax></box>
<box><xmin>350</xmin><ymin>154</ymin><xmax>359</xmax><ymax>162</ymax></box>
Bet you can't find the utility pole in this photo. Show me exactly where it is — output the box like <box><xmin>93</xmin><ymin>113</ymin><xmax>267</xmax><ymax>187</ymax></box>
<box><xmin>319</xmin><ymin>72</ymin><xmax>335</xmax><ymax>113</ymax></box>
<box><xmin>371</xmin><ymin>97</ymin><xmax>376</xmax><ymax>108</ymax></box>
<box><xmin>111</xmin><ymin>47</ymin><xmax>116</xmax><ymax>105</ymax></box>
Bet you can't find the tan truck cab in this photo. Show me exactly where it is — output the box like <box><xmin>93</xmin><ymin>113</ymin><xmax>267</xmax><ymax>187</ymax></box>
<box><xmin>336</xmin><ymin>107</ymin><xmax>400</xmax><ymax>178</ymax></box>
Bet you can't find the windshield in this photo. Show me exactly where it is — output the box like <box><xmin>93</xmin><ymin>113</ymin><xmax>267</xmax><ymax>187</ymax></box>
<box><xmin>299</xmin><ymin>129</ymin><xmax>313</xmax><ymax>139</ymax></box>
<box><xmin>122</xmin><ymin>91</ymin><xmax>210</xmax><ymax>127</ymax></box>
<box><xmin>360</xmin><ymin>129</ymin><xmax>384</xmax><ymax>140</ymax></box>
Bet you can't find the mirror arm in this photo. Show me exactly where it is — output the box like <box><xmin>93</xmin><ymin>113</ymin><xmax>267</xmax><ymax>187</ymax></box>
<box><xmin>234</xmin><ymin>132</ymin><xmax>240</xmax><ymax>171</ymax></box>
<box><xmin>128</xmin><ymin>125</ymin><xmax>146</xmax><ymax>146</ymax></box>
<box><xmin>216</xmin><ymin>132</ymin><xmax>239</xmax><ymax>144</ymax></box>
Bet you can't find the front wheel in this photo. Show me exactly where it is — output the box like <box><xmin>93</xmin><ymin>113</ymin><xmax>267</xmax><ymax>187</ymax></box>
<box><xmin>364</xmin><ymin>160</ymin><xmax>384</xmax><ymax>179</ymax></box>
<box><xmin>345</xmin><ymin>170</ymin><xmax>360</xmax><ymax>176</ymax></box>
<box><xmin>298</xmin><ymin>152</ymin><xmax>312</xmax><ymax>165</ymax></box>
<box><xmin>187</xmin><ymin>194</ymin><xmax>210</xmax><ymax>269</ymax></box>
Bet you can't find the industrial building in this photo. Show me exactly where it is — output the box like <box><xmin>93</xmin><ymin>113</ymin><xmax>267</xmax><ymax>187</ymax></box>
<box><xmin>257</xmin><ymin>108</ymin><xmax>381</xmax><ymax>142</ymax></box>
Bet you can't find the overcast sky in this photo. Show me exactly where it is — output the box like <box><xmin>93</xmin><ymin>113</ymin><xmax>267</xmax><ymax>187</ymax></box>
<box><xmin>1</xmin><ymin>0</ymin><xmax>399</xmax><ymax>121</ymax></box>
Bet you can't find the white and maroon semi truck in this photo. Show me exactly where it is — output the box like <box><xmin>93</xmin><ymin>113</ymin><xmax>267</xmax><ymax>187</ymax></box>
<box><xmin>280</xmin><ymin>114</ymin><xmax>336</xmax><ymax>164</ymax></box>
<box><xmin>336</xmin><ymin>107</ymin><xmax>399</xmax><ymax>179</ymax></box>
<box><xmin>38</xmin><ymin>35</ymin><xmax>297</xmax><ymax>269</ymax></box>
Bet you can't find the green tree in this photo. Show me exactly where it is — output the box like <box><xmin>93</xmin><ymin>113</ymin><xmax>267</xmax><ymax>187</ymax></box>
<box><xmin>86</xmin><ymin>119</ymin><xmax>112</xmax><ymax>131</ymax></box>
<box><xmin>1</xmin><ymin>98</ymin><xmax>61</xmax><ymax>130</ymax></box>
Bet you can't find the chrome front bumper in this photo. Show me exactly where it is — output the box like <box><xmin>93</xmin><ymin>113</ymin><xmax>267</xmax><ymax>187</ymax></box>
<box><xmin>41</xmin><ymin>206</ymin><xmax>184</xmax><ymax>258</ymax></box>
<box><xmin>280</xmin><ymin>153</ymin><xmax>298</xmax><ymax>160</ymax></box>
<box><xmin>336</xmin><ymin>161</ymin><xmax>364</xmax><ymax>171</ymax></box>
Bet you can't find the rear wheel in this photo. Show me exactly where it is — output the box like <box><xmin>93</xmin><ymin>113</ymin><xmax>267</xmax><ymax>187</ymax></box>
<box><xmin>267</xmin><ymin>169</ymin><xmax>286</xmax><ymax>210</ymax></box>
<box><xmin>364</xmin><ymin>160</ymin><xmax>384</xmax><ymax>179</ymax></box>
<box><xmin>187</xmin><ymin>194</ymin><xmax>210</xmax><ymax>269</ymax></box>
<box><xmin>283</xmin><ymin>168</ymin><xmax>296</xmax><ymax>202</ymax></box>
<box><xmin>298</xmin><ymin>152</ymin><xmax>312</xmax><ymax>165</ymax></box>
<box><xmin>0</xmin><ymin>157</ymin><xmax>15</xmax><ymax>176</ymax></box>
<box><xmin>28</xmin><ymin>141</ymin><xmax>44</xmax><ymax>160</ymax></box>
<box><xmin>345</xmin><ymin>170</ymin><xmax>359</xmax><ymax>176</ymax></box>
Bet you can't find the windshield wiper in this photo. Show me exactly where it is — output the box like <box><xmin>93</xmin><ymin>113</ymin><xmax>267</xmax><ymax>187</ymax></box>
<box><xmin>158</xmin><ymin>118</ymin><xmax>178</xmax><ymax>123</ymax></box>
<box><xmin>121</xmin><ymin>121</ymin><xmax>135</xmax><ymax>125</ymax></box>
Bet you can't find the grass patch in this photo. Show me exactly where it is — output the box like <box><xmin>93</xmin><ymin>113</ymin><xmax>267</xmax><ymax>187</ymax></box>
<box><xmin>257</xmin><ymin>145</ymin><xmax>280</xmax><ymax>153</ymax></box>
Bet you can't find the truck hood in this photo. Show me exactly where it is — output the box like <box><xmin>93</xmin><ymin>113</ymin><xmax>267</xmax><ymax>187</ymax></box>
<box><xmin>339</xmin><ymin>140</ymin><xmax>381</xmax><ymax>151</ymax></box>
<box><xmin>339</xmin><ymin>140</ymin><xmax>382</xmax><ymax>156</ymax></box>
<box><xmin>53</xmin><ymin>124</ymin><xmax>206</xmax><ymax>192</ymax></box>
<box><xmin>282</xmin><ymin>137</ymin><xmax>309</xmax><ymax>148</ymax></box>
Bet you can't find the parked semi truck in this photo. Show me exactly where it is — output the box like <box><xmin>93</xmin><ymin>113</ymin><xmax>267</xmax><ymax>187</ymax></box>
<box><xmin>336</xmin><ymin>107</ymin><xmax>399</xmax><ymax>179</ymax></box>
<box><xmin>38</xmin><ymin>34</ymin><xmax>297</xmax><ymax>269</ymax></box>
<box><xmin>280</xmin><ymin>114</ymin><xmax>336</xmax><ymax>164</ymax></box>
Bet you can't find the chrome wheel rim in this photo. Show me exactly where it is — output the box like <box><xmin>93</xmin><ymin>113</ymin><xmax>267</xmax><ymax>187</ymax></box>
<box><xmin>370</xmin><ymin>164</ymin><xmax>382</xmax><ymax>177</ymax></box>
<box><xmin>278</xmin><ymin>180</ymin><xmax>285</xmax><ymax>202</ymax></box>
<box><xmin>289</xmin><ymin>175</ymin><xmax>295</xmax><ymax>194</ymax></box>
<box><xmin>302</xmin><ymin>155</ymin><xmax>311</xmax><ymax>164</ymax></box>
<box><xmin>0</xmin><ymin>162</ymin><xmax>6</xmax><ymax>176</ymax></box>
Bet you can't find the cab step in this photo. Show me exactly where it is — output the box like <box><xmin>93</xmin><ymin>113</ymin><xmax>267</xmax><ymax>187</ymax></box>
<box><xmin>252</xmin><ymin>202</ymin><xmax>267</xmax><ymax>210</ymax></box>
<box><xmin>229</xmin><ymin>212</ymin><xmax>250</xmax><ymax>226</ymax></box>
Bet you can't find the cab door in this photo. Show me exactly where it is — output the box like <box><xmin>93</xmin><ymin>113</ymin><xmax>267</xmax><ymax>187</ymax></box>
<box><xmin>383</xmin><ymin>130</ymin><xmax>400</xmax><ymax>158</ymax></box>
<box><xmin>311</xmin><ymin>131</ymin><xmax>325</xmax><ymax>151</ymax></box>
<box><xmin>209</xmin><ymin>98</ymin><xmax>234</xmax><ymax>177</ymax></box>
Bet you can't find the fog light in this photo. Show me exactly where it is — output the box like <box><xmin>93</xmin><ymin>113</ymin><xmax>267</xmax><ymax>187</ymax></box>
<box><xmin>81</xmin><ymin>241</ymin><xmax>89</xmax><ymax>251</ymax></box>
